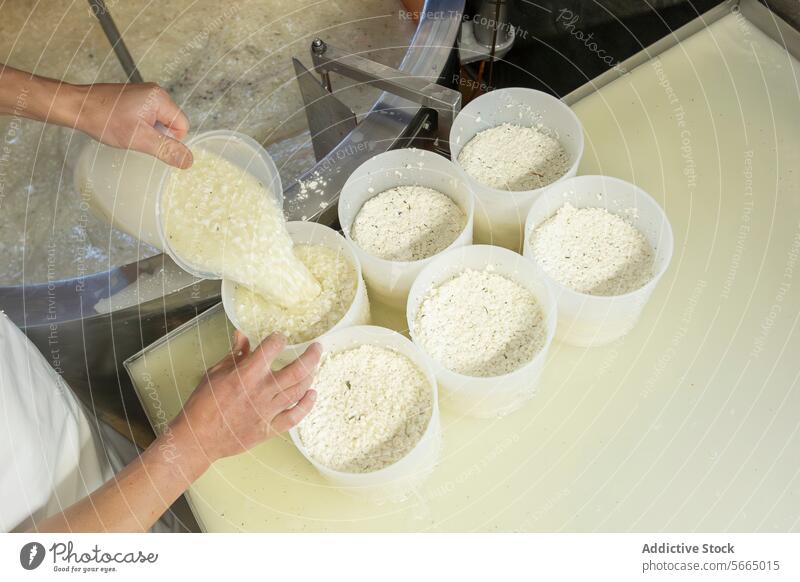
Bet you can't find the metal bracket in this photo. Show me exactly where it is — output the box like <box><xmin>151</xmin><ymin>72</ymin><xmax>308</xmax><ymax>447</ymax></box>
<box><xmin>292</xmin><ymin>57</ymin><xmax>357</xmax><ymax>163</ymax></box>
<box><xmin>296</xmin><ymin>38</ymin><xmax>461</xmax><ymax>160</ymax></box>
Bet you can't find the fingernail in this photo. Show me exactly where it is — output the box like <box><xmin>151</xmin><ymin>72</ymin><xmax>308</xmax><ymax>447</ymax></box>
<box><xmin>177</xmin><ymin>148</ymin><xmax>193</xmax><ymax>169</ymax></box>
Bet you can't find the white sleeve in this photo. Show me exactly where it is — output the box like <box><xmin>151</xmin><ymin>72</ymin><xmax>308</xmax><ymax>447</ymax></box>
<box><xmin>0</xmin><ymin>313</ymin><xmax>111</xmax><ymax>532</ymax></box>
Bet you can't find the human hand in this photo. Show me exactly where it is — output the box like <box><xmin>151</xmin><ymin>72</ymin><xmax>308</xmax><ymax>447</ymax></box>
<box><xmin>75</xmin><ymin>82</ymin><xmax>193</xmax><ymax>169</ymax></box>
<box><xmin>169</xmin><ymin>332</ymin><xmax>320</xmax><ymax>477</ymax></box>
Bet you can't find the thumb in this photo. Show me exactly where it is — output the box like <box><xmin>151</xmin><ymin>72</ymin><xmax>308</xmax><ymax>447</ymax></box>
<box><xmin>137</xmin><ymin>126</ymin><xmax>193</xmax><ymax>169</ymax></box>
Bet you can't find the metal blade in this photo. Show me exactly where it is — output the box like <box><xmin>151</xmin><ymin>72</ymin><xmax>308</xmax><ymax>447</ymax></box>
<box><xmin>292</xmin><ymin>57</ymin><xmax>357</xmax><ymax>162</ymax></box>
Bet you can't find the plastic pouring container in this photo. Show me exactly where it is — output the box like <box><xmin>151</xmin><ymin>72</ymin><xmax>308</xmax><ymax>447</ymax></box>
<box><xmin>289</xmin><ymin>325</ymin><xmax>441</xmax><ymax>502</ymax></box>
<box><xmin>449</xmin><ymin>88</ymin><xmax>584</xmax><ymax>253</ymax></box>
<box><xmin>221</xmin><ymin>220</ymin><xmax>370</xmax><ymax>368</ymax></box>
<box><xmin>338</xmin><ymin>148</ymin><xmax>475</xmax><ymax>309</ymax></box>
<box><xmin>524</xmin><ymin>175</ymin><xmax>674</xmax><ymax>347</ymax></box>
<box><xmin>156</xmin><ymin>130</ymin><xmax>284</xmax><ymax>279</ymax></box>
<box><xmin>74</xmin><ymin>140</ymin><xmax>169</xmax><ymax>249</ymax></box>
<box><xmin>407</xmin><ymin>245</ymin><xmax>557</xmax><ymax>418</ymax></box>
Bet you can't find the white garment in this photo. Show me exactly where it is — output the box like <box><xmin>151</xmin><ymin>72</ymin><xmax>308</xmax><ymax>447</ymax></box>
<box><xmin>0</xmin><ymin>312</ymin><xmax>112</xmax><ymax>532</ymax></box>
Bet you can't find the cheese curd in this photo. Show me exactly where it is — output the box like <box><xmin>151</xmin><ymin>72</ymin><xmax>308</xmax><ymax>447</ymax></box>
<box><xmin>529</xmin><ymin>203</ymin><xmax>654</xmax><ymax>295</ymax></box>
<box><xmin>457</xmin><ymin>123</ymin><xmax>570</xmax><ymax>191</ymax></box>
<box><xmin>160</xmin><ymin>148</ymin><xmax>320</xmax><ymax>306</ymax></box>
<box><xmin>350</xmin><ymin>185</ymin><xmax>466</xmax><ymax>262</ymax></box>
<box><xmin>298</xmin><ymin>344</ymin><xmax>432</xmax><ymax>473</ymax></box>
<box><xmin>413</xmin><ymin>268</ymin><xmax>547</xmax><ymax>377</ymax></box>
<box><xmin>229</xmin><ymin>244</ymin><xmax>357</xmax><ymax>344</ymax></box>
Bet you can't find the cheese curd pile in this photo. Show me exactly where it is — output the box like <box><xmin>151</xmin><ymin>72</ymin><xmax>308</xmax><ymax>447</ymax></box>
<box><xmin>457</xmin><ymin>123</ymin><xmax>570</xmax><ymax>191</ymax></box>
<box><xmin>530</xmin><ymin>203</ymin><xmax>654</xmax><ymax>296</ymax></box>
<box><xmin>350</xmin><ymin>185</ymin><xmax>466</xmax><ymax>262</ymax></box>
<box><xmin>161</xmin><ymin>148</ymin><xmax>320</xmax><ymax>306</ymax></box>
<box><xmin>298</xmin><ymin>344</ymin><xmax>432</xmax><ymax>473</ymax></box>
<box><xmin>229</xmin><ymin>244</ymin><xmax>358</xmax><ymax>345</ymax></box>
<box><xmin>413</xmin><ymin>268</ymin><xmax>547</xmax><ymax>377</ymax></box>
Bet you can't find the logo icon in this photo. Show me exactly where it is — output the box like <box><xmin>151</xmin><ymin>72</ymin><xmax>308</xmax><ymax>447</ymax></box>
<box><xmin>20</xmin><ymin>542</ymin><xmax>46</xmax><ymax>570</ymax></box>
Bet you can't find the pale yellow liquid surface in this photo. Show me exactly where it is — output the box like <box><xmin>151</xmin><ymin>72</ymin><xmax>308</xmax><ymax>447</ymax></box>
<box><xmin>128</xmin><ymin>14</ymin><xmax>800</xmax><ymax>531</ymax></box>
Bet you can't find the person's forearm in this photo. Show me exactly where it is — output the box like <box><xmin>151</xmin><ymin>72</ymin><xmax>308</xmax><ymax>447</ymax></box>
<box><xmin>33</xmin><ymin>425</ymin><xmax>210</xmax><ymax>533</ymax></box>
<box><xmin>32</xmin><ymin>331</ymin><xmax>317</xmax><ymax>532</ymax></box>
<box><xmin>1</xmin><ymin>63</ymin><xmax>194</xmax><ymax>168</ymax></box>
<box><xmin>0</xmin><ymin>64</ymin><xmax>85</xmax><ymax>128</ymax></box>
